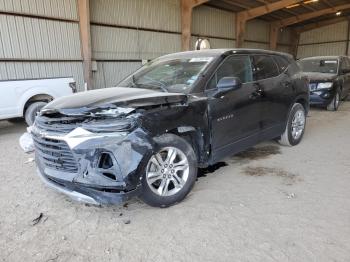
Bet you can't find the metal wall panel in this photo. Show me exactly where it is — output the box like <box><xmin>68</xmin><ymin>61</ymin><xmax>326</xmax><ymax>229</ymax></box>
<box><xmin>299</xmin><ymin>22</ymin><xmax>348</xmax><ymax>44</ymax></box>
<box><xmin>0</xmin><ymin>61</ymin><xmax>84</xmax><ymax>91</ymax></box>
<box><xmin>92</xmin><ymin>61</ymin><xmax>142</xmax><ymax>89</ymax></box>
<box><xmin>243</xmin><ymin>42</ymin><xmax>269</xmax><ymax>50</ymax></box>
<box><xmin>91</xmin><ymin>25</ymin><xmax>181</xmax><ymax>60</ymax></box>
<box><xmin>139</xmin><ymin>31</ymin><xmax>181</xmax><ymax>59</ymax></box>
<box><xmin>297</xmin><ymin>42</ymin><xmax>347</xmax><ymax>58</ymax></box>
<box><xmin>0</xmin><ymin>14</ymin><xmax>81</xmax><ymax>59</ymax></box>
<box><xmin>276</xmin><ymin>45</ymin><xmax>290</xmax><ymax>54</ymax></box>
<box><xmin>0</xmin><ymin>0</ymin><xmax>78</xmax><ymax>20</ymax></box>
<box><xmin>192</xmin><ymin>5</ymin><xmax>235</xmax><ymax>38</ymax></box>
<box><xmin>278</xmin><ymin>28</ymin><xmax>291</xmax><ymax>45</ymax></box>
<box><xmin>91</xmin><ymin>25</ymin><xmax>139</xmax><ymax>60</ymax></box>
<box><xmin>246</xmin><ymin>19</ymin><xmax>269</xmax><ymax>42</ymax></box>
<box><xmin>90</xmin><ymin>0</ymin><xmax>181</xmax><ymax>32</ymax></box>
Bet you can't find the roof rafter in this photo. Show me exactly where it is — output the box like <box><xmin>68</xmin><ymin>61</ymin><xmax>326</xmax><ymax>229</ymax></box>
<box><xmin>235</xmin><ymin>0</ymin><xmax>304</xmax><ymax>47</ymax></box>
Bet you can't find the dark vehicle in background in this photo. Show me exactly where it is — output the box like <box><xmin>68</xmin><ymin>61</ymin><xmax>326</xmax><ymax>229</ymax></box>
<box><xmin>28</xmin><ymin>49</ymin><xmax>309</xmax><ymax>207</ymax></box>
<box><xmin>299</xmin><ymin>56</ymin><xmax>350</xmax><ymax>111</ymax></box>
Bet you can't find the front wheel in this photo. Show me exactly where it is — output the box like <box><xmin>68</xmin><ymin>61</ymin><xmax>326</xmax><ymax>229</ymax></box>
<box><xmin>278</xmin><ymin>103</ymin><xmax>306</xmax><ymax>146</ymax></box>
<box><xmin>327</xmin><ymin>90</ymin><xmax>340</xmax><ymax>111</ymax></box>
<box><xmin>140</xmin><ymin>134</ymin><xmax>197</xmax><ymax>207</ymax></box>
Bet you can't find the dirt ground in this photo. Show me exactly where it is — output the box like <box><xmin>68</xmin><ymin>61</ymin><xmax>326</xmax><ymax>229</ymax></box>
<box><xmin>1</xmin><ymin>103</ymin><xmax>350</xmax><ymax>262</ymax></box>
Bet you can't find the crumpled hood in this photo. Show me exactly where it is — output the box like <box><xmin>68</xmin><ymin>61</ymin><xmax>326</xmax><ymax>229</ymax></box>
<box><xmin>43</xmin><ymin>87</ymin><xmax>187</xmax><ymax>113</ymax></box>
<box><xmin>302</xmin><ymin>72</ymin><xmax>337</xmax><ymax>82</ymax></box>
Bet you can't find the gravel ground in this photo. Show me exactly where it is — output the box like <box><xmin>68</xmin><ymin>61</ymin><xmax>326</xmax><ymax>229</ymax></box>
<box><xmin>1</xmin><ymin>103</ymin><xmax>350</xmax><ymax>262</ymax></box>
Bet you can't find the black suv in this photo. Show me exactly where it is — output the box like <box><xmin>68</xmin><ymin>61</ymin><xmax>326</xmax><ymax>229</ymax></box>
<box><xmin>29</xmin><ymin>49</ymin><xmax>309</xmax><ymax>207</ymax></box>
<box><xmin>299</xmin><ymin>56</ymin><xmax>350</xmax><ymax>111</ymax></box>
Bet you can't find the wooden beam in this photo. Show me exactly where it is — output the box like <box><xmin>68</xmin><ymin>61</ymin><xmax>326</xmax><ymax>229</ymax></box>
<box><xmin>181</xmin><ymin>0</ymin><xmax>209</xmax><ymax>51</ymax></box>
<box><xmin>289</xmin><ymin>29</ymin><xmax>300</xmax><ymax>58</ymax></box>
<box><xmin>269</xmin><ymin>4</ymin><xmax>350</xmax><ymax>49</ymax></box>
<box><xmin>322</xmin><ymin>0</ymin><xmax>333</xmax><ymax>8</ymax></box>
<box><xmin>294</xmin><ymin>16</ymin><xmax>348</xmax><ymax>33</ymax></box>
<box><xmin>272</xmin><ymin>4</ymin><xmax>350</xmax><ymax>28</ymax></box>
<box><xmin>269</xmin><ymin>24</ymin><xmax>279</xmax><ymax>50</ymax></box>
<box><xmin>78</xmin><ymin>0</ymin><xmax>92</xmax><ymax>90</ymax></box>
<box><xmin>346</xmin><ymin>18</ymin><xmax>350</xmax><ymax>55</ymax></box>
<box><xmin>235</xmin><ymin>0</ymin><xmax>303</xmax><ymax>47</ymax></box>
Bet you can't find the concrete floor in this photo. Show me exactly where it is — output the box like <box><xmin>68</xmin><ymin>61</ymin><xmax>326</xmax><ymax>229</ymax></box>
<box><xmin>1</xmin><ymin>103</ymin><xmax>350</xmax><ymax>262</ymax></box>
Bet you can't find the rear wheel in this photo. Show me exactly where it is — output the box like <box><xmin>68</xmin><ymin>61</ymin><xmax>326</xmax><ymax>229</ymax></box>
<box><xmin>327</xmin><ymin>90</ymin><xmax>340</xmax><ymax>111</ymax></box>
<box><xmin>278</xmin><ymin>103</ymin><xmax>306</xmax><ymax>146</ymax></box>
<box><xmin>24</xmin><ymin>101</ymin><xmax>47</xmax><ymax>126</ymax></box>
<box><xmin>140</xmin><ymin>134</ymin><xmax>197</xmax><ymax>207</ymax></box>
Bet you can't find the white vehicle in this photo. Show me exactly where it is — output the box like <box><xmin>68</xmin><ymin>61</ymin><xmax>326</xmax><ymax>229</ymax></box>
<box><xmin>0</xmin><ymin>77</ymin><xmax>77</xmax><ymax>125</ymax></box>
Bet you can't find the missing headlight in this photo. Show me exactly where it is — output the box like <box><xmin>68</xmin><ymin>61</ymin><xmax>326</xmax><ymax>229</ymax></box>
<box><xmin>81</xmin><ymin>118</ymin><xmax>137</xmax><ymax>133</ymax></box>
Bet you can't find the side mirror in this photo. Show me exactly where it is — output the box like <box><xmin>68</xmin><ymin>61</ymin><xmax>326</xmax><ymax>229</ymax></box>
<box><xmin>214</xmin><ymin>77</ymin><xmax>242</xmax><ymax>98</ymax></box>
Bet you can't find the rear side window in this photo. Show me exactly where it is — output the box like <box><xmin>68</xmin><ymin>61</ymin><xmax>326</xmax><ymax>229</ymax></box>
<box><xmin>274</xmin><ymin>56</ymin><xmax>289</xmax><ymax>73</ymax></box>
<box><xmin>252</xmin><ymin>55</ymin><xmax>279</xmax><ymax>81</ymax></box>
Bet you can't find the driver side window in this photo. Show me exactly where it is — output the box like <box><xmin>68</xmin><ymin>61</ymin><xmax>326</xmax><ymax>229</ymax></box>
<box><xmin>206</xmin><ymin>55</ymin><xmax>253</xmax><ymax>90</ymax></box>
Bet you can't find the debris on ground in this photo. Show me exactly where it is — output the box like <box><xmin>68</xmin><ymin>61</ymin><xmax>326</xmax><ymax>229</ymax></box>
<box><xmin>123</xmin><ymin>219</ymin><xmax>131</xmax><ymax>225</ymax></box>
<box><xmin>32</xmin><ymin>213</ymin><xmax>44</xmax><ymax>226</ymax></box>
<box><xmin>24</xmin><ymin>157</ymin><xmax>35</xmax><ymax>164</ymax></box>
<box><xmin>119</xmin><ymin>213</ymin><xmax>123</xmax><ymax>217</ymax></box>
<box><xmin>287</xmin><ymin>193</ymin><xmax>296</xmax><ymax>199</ymax></box>
<box><xmin>123</xmin><ymin>203</ymin><xmax>129</xmax><ymax>208</ymax></box>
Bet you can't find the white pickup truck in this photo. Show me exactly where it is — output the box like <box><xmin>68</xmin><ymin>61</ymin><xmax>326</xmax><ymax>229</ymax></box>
<box><xmin>0</xmin><ymin>77</ymin><xmax>77</xmax><ymax>125</ymax></box>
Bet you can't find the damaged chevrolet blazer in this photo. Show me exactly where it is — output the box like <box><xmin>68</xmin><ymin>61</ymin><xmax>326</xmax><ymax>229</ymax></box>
<box><xmin>28</xmin><ymin>49</ymin><xmax>309</xmax><ymax>207</ymax></box>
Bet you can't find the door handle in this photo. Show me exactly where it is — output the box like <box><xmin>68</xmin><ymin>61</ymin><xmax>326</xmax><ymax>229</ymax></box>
<box><xmin>250</xmin><ymin>88</ymin><xmax>263</xmax><ymax>100</ymax></box>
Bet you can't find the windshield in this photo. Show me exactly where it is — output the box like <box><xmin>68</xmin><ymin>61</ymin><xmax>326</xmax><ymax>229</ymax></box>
<box><xmin>118</xmin><ymin>57</ymin><xmax>214</xmax><ymax>93</ymax></box>
<box><xmin>299</xmin><ymin>58</ymin><xmax>338</xmax><ymax>74</ymax></box>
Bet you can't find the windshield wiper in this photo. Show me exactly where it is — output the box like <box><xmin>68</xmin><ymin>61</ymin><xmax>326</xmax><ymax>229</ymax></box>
<box><xmin>143</xmin><ymin>76</ymin><xmax>168</xmax><ymax>93</ymax></box>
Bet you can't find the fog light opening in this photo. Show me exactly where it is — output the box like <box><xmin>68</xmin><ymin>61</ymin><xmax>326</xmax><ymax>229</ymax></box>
<box><xmin>98</xmin><ymin>152</ymin><xmax>117</xmax><ymax>180</ymax></box>
<box><xmin>98</xmin><ymin>153</ymin><xmax>114</xmax><ymax>169</ymax></box>
<box><xmin>102</xmin><ymin>172</ymin><xmax>117</xmax><ymax>180</ymax></box>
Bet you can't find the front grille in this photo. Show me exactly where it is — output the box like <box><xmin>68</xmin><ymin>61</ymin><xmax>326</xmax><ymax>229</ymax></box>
<box><xmin>32</xmin><ymin>133</ymin><xmax>79</xmax><ymax>173</ymax></box>
<box><xmin>35</xmin><ymin>115</ymin><xmax>87</xmax><ymax>134</ymax></box>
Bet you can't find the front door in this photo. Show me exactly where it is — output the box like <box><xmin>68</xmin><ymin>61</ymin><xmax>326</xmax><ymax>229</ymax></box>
<box><xmin>206</xmin><ymin>55</ymin><xmax>262</xmax><ymax>162</ymax></box>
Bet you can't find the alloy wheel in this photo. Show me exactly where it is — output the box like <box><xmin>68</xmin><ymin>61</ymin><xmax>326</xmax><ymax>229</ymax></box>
<box><xmin>291</xmin><ymin>109</ymin><xmax>305</xmax><ymax>140</ymax></box>
<box><xmin>146</xmin><ymin>147</ymin><xmax>189</xmax><ymax>197</ymax></box>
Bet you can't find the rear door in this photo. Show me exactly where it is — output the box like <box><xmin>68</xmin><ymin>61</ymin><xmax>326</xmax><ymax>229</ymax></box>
<box><xmin>206</xmin><ymin>55</ymin><xmax>262</xmax><ymax>161</ymax></box>
<box><xmin>251</xmin><ymin>55</ymin><xmax>294</xmax><ymax>138</ymax></box>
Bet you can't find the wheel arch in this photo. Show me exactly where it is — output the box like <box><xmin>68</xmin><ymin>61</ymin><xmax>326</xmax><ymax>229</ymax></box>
<box><xmin>23</xmin><ymin>94</ymin><xmax>53</xmax><ymax>115</ymax></box>
<box><xmin>166</xmin><ymin>126</ymin><xmax>208</xmax><ymax>166</ymax></box>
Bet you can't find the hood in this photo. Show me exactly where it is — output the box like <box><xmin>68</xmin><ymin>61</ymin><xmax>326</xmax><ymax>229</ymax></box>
<box><xmin>301</xmin><ymin>72</ymin><xmax>337</xmax><ymax>82</ymax></box>
<box><xmin>43</xmin><ymin>87</ymin><xmax>187</xmax><ymax>114</ymax></box>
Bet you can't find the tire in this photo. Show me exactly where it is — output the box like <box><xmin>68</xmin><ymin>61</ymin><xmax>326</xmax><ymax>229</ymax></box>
<box><xmin>24</xmin><ymin>101</ymin><xmax>47</xmax><ymax>126</ymax></box>
<box><xmin>140</xmin><ymin>133</ymin><xmax>197</xmax><ymax>207</ymax></box>
<box><xmin>327</xmin><ymin>90</ymin><xmax>340</xmax><ymax>111</ymax></box>
<box><xmin>8</xmin><ymin>118</ymin><xmax>24</xmax><ymax>123</ymax></box>
<box><xmin>278</xmin><ymin>103</ymin><xmax>306</xmax><ymax>146</ymax></box>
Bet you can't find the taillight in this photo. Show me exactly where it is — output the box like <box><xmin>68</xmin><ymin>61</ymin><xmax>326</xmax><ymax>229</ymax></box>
<box><xmin>69</xmin><ymin>82</ymin><xmax>77</xmax><ymax>93</ymax></box>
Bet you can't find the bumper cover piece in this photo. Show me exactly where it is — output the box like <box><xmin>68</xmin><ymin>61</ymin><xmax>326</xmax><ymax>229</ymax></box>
<box><xmin>37</xmin><ymin>168</ymin><xmax>142</xmax><ymax>205</ymax></box>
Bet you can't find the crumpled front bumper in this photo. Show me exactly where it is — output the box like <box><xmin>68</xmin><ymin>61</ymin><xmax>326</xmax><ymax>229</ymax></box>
<box><xmin>31</xmin><ymin>126</ymin><xmax>154</xmax><ymax>205</ymax></box>
<box><xmin>36</xmin><ymin>167</ymin><xmax>141</xmax><ymax>205</ymax></box>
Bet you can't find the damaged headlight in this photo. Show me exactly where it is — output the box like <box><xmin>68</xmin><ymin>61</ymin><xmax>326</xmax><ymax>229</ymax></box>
<box><xmin>82</xmin><ymin>118</ymin><xmax>137</xmax><ymax>133</ymax></box>
<box><xmin>317</xmin><ymin>82</ymin><xmax>333</xmax><ymax>90</ymax></box>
